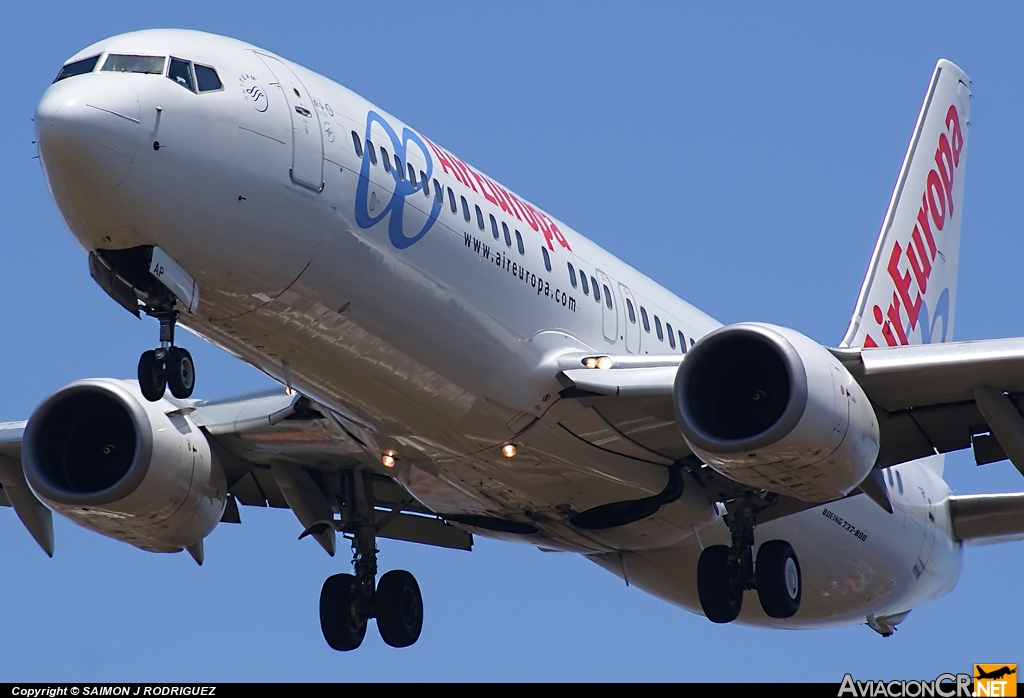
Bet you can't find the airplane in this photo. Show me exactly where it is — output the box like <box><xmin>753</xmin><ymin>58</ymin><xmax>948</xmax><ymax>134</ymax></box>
<box><xmin>976</xmin><ymin>667</ymin><xmax>1017</xmax><ymax>681</ymax></box>
<box><xmin>7</xmin><ymin>27</ymin><xmax>1024</xmax><ymax>651</ymax></box>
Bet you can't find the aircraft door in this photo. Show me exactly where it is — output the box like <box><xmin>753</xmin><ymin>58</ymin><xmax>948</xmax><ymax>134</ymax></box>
<box><xmin>255</xmin><ymin>53</ymin><xmax>324</xmax><ymax>192</ymax></box>
<box><xmin>619</xmin><ymin>283</ymin><xmax>639</xmax><ymax>353</ymax></box>
<box><xmin>596</xmin><ymin>269</ymin><xmax>618</xmax><ymax>345</ymax></box>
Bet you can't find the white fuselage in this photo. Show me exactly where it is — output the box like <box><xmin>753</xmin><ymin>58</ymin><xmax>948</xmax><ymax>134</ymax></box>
<box><xmin>34</xmin><ymin>29</ymin><xmax>963</xmax><ymax>629</ymax></box>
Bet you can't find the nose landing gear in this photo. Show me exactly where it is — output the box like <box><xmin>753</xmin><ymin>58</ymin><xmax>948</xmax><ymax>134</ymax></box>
<box><xmin>319</xmin><ymin>471</ymin><xmax>424</xmax><ymax>650</ymax></box>
<box><xmin>696</xmin><ymin>494</ymin><xmax>802</xmax><ymax>623</ymax></box>
<box><xmin>137</xmin><ymin>305</ymin><xmax>195</xmax><ymax>401</ymax></box>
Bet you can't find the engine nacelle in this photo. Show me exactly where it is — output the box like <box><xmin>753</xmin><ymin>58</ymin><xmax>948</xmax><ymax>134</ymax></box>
<box><xmin>22</xmin><ymin>379</ymin><xmax>226</xmax><ymax>553</ymax></box>
<box><xmin>673</xmin><ymin>323</ymin><xmax>879</xmax><ymax>502</ymax></box>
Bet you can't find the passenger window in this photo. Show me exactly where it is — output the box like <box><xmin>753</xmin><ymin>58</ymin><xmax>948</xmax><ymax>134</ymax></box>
<box><xmin>101</xmin><ymin>54</ymin><xmax>165</xmax><ymax>75</ymax></box>
<box><xmin>351</xmin><ymin>132</ymin><xmax>363</xmax><ymax>158</ymax></box>
<box><xmin>679</xmin><ymin>331</ymin><xmax>687</xmax><ymax>352</ymax></box>
<box><xmin>580</xmin><ymin>272</ymin><xmax>590</xmax><ymax>295</ymax></box>
<box><xmin>502</xmin><ymin>222</ymin><xmax>512</xmax><ymax>247</ymax></box>
<box><xmin>461</xmin><ymin>197</ymin><xmax>471</xmax><ymax>222</ymax></box>
<box><xmin>667</xmin><ymin>323</ymin><xmax>676</xmax><ymax>349</ymax></box>
<box><xmin>380</xmin><ymin>147</ymin><xmax>392</xmax><ymax>172</ymax></box>
<box><xmin>167</xmin><ymin>58</ymin><xmax>195</xmax><ymax>91</ymax></box>
<box><xmin>887</xmin><ymin>469</ymin><xmax>894</xmax><ymax>487</ymax></box>
<box><xmin>655</xmin><ymin>316</ymin><xmax>664</xmax><ymax>341</ymax></box>
<box><xmin>515</xmin><ymin>230</ymin><xmax>525</xmax><ymax>255</ymax></box>
<box><xmin>420</xmin><ymin>172</ymin><xmax>429</xmax><ymax>196</ymax></box>
<box><xmin>54</xmin><ymin>55</ymin><xmax>100</xmax><ymax>83</ymax></box>
<box><xmin>896</xmin><ymin>470</ymin><xmax>904</xmax><ymax>495</ymax></box>
<box><xmin>448</xmin><ymin>188</ymin><xmax>457</xmax><ymax>213</ymax></box>
<box><xmin>366</xmin><ymin>140</ymin><xmax>377</xmax><ymax>165</ymax></box>
<box><xmin>568</xmin><ymin>263</ymin><xmax>577</xmax><ymax>287</ymax></box>
<box><xmin>408</xmin><ymin>164</ymin><xmax>417</xmax><ymax>186</ymax></box>
<box><xmin>490</xmin><ymin>214</ymin><xmax>499</xmax><ymax>240</ymax></box>
<box><xmin>626</xmin><ymin>299</ymin><xmax>636</xmax><ymax>323</ymax></box>
<box><xmin>641</xmin><ymin>307</ymin><xmax>651</xmax><ymax>332</ymax></box>
<box><xmin>690</xmin><ymin>337</ymin><xmax>696</xmax><ymax>347</ymax></box>
<box><xmin>194</xmin><ymin>64</ymin><xmax>223</xmax><ymax>92</ymax></box>
<box><xmin>434</xmin><ymin>179</ymin><xmax>444</xmax><ymax>203</ymax></box>
<box><xmin>603</xmin><ymin>286</ymin><xmax>612</xmax><ymax>309</ymax></box>
<box><xmin>541</xmin><ymin>247</ymin><xmax>551</xmax><ymax>272</ymax></box>
<box><xmin>476</xmin><ymin>205</ymin><xmax>485</xmax><ymax>230</ymax></box>
<box><xmin>394</xmin><ymin>154</ymin><xmax>405</xmax><ymax>180</ymax></box>
<box><xmin>592</xmin><ymin>278</ymin><xmax>600</xmax><ymax>303</ymax></box>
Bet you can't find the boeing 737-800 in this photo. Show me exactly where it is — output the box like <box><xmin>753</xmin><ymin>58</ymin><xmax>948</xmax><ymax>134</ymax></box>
<box><xmin>7</xmin><ymin>28</ymin><xmax>1024</xmax><ymax>650</ymax></box>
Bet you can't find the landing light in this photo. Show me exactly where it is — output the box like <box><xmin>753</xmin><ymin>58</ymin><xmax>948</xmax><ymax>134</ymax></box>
<box><xmin>583</xmin><ymin>356</ymin><xmax>613</xmax><ymax>370</ymax></box>
<box><xmin>381</xmin><ymin>451</ymin><xmax>397</xmax><ymax>468</ymax></box>
<box><xmin>501</xmin><ymin>443</ymin><xmax>518</xmax><ymax>459</ymax></box>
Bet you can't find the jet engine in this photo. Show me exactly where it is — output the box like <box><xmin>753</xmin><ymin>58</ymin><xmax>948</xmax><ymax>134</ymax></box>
<box><xmin>22</xmin><ymin>379</ymin><xmax>226</xmax><ymax>553</ymax></box>
<box><xmin>673</xmin><ymin>323</ymin><xmax>879</xmax><ymax>502</ymax></box>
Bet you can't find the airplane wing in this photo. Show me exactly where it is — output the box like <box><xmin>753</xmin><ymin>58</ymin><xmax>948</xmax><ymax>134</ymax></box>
<box><xmin>0</xmin><ymin>389</ymin><xmax>472</xmax><ymax>557</ymax></box>
<box><xmin>556</xmin><ymin>339</ymin><xmax>1024</xmax><ymax>525</ymax></box>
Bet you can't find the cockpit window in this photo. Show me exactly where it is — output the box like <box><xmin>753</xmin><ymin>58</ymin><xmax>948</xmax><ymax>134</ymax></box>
<box><xmin>194</xmin><ymin>64</ymin><xmax>223</xmax><ymax>92</ymax></box>
<box><xmin>167</xmin><ymin>57</ymin><xmax>195</xmax><ymax>91</ymax></box>
<box><xmin>101</xmin><ymin>54</ymin><xmax>166</xmax><ymax>75</ymax></box>
<box><xmin>53</xmin><ymin>55</ymin><xmax>100</xmax><ymax>83</ymax></box>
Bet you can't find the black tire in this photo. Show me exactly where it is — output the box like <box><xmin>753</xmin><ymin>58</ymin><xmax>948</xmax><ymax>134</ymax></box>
<box><xmin>697</xmin><ymin>545</ymin><xmax>743</xmax><ymax>624</ymax></box>
<box><xmin>166</xmin><ymin>347</ymin><xmax>195</xmax><ymax>399</ymax></box>
<box><xmin>755</xmin><ymin>540</ymin><xmax>801</xmax><ymax>619</ymax></box>
<box><xmin>376</xmin><ymin>570</ymin><xmax>423</xmax><ymax>648</ymax></box>
<box><xmin>320</xmin><ymin>573</ymin><xmax>367</xmax><ymax>651</ymax></box>
<box><xmin>137</xmin><ymin>350</ymin><xmax>166</xmax><ymax>402</ymax></box>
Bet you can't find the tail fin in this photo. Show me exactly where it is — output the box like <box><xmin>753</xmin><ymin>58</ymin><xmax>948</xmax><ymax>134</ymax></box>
<box><xmin>841</xmin><ymin>60</ymin><xmax>971</xmax><ymax>349</ymax></box>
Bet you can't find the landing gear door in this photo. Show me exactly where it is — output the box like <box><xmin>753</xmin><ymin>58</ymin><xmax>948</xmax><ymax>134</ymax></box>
<box><xmin>255</xmin><ymin>53</ymin><xmax>324</xmax><ymax>192</ymax></box>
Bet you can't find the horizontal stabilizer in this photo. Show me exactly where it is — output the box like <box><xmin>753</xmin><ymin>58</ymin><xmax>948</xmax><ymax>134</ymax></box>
<box><xmin>948</xmin><ymin>492</ymin><xmax>1024</xmax><ymax>546</ymax></box>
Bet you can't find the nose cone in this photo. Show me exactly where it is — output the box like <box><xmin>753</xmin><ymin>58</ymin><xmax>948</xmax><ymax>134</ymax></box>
<box><xmin>35</xmin><ymin>74</ymin><xmax>140</xmax><ymax>203</ymax></box>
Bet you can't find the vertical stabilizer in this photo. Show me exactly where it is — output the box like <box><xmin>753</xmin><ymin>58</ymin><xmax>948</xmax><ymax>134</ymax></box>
<box><xmin>841</xmin><ymin>60</ymin><xmax>971</xmax><ymax>349</ymax></box>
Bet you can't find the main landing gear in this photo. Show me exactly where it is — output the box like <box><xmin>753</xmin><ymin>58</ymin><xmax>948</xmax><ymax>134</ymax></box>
<box><xmin>319</xmin><ymin>471</ymin><xmax>424</xmax><ymax>650</ymax></box>
<box><xmin>697</xmin><ymin>495</ymin><xmax>802</xmax><ymax>623</ymax></box>
<box><xmin>137</xmin><ymin>304</ymin><xmax>195</xmax><ymax>402</ymax></box>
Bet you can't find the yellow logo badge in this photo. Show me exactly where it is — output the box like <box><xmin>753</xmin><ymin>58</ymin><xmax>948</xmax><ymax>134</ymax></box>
<box><xmin>975</xmin><ymin>665</ymin><xmax>1017</xmax><ymax>697</ymax></box>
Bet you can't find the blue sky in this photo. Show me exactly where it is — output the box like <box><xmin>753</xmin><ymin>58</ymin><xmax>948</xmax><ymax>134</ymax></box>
<box><xmin>2</xmin><ymin>1</ymin><xmax>1023</xmax><ymax>682</ymax></box>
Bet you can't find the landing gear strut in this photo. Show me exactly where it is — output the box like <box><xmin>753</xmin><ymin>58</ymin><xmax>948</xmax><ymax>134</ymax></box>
<box><xmin>696</xmin><ymin>494</ymin><xmax>801</xmax><ymax>623</ymax></box>
<box><xmin>319</xmin><ymin>471</ymin><xmax>423</xmax><ymax>650</ymax></box>
<box><xmin>137</xmin><ymin>302</ymin><xmax>195</xmax><ymax>402</ymax></box>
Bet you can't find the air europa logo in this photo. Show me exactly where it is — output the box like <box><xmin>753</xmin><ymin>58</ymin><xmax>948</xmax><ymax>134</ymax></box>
<box><xmin>354</xmin><ymin>111</ymin><xmax>442</xmax><ymax>249</ymax></box>
<box><xmin>865</xmin><ymin>103</ymin><xmax>964</xmax><ymax>349</ymax></box>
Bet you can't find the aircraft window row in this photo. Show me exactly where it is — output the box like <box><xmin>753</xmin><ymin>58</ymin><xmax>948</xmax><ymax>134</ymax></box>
<box><xmin>55</xmin><ymin>54</ymin><xmax>222</xmax><ymax>93</ymax></box>
<box><xmin>54</xmin><ymin>55</ymin><xmax>100</xmax><ymax>82</ymax></box>
<box><xmin>344</xmin><ymin>139</ymin><xmax>539</xmax><ymax>265</ymax></box>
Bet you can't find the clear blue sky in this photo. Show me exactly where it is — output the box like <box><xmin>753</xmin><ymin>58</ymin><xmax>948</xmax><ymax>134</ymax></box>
<box><xmin>2</xmin><ymin>1</ymin><xmax>1022</xmax><ymax>682</ymax></box>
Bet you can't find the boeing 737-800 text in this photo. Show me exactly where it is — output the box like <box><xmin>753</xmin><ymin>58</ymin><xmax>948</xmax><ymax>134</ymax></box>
<box><xmin>6</xmin><ymin>29</ymin><xmax>1024</xmax><ymax>650</ymax></box>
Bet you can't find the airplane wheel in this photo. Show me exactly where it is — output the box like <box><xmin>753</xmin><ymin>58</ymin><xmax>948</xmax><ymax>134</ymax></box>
<box><xmin>697</xmin><ymin>545</ymin><xmax>742</xmax><ymax>623</ymax></box>
<box><xmin>320</xmin><ymin>573</ymin><xmax>367</xmax><ymax>651</ymax></box>
<box><xmin>137</xmin><ymin>350</ymin><xmax>166</xmax><ymax>402</ymax></box>
<box><xmin>166</xmin><ymin>347</ymin><xmax>195</xmax><ymax>399</ymax></box>
<box><xmin>755</xmin><ymin>540</ymin><xmax>801</xmax><ymax>619</ymax></box>
<box><xmin>375</xmin><ymin>570</ymin><xmax>423</xmax><ymax>648</ymax></box>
